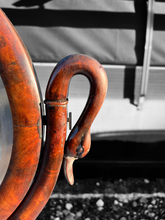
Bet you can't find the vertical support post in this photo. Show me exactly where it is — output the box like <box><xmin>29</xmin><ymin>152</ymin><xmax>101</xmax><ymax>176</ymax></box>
<box><xmin>138</xmin><ymin>0</ymin><xmax>155</xmax><ymax>109</ymax></box>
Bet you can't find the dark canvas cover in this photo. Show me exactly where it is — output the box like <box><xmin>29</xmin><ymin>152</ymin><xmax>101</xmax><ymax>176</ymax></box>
<box><xmin>1</xmin><ymin>0</ymin><xmax>165</xmax><ymax>65</ymax></box>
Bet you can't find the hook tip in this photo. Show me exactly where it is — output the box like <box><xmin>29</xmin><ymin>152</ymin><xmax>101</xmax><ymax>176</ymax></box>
<box><xmin>63</xmin><ymin>156</ymin><xmax>77</xmax><ymax>185</ymax></box>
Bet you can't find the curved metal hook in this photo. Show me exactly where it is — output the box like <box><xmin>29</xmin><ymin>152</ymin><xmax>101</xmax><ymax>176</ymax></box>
<box><xmin>44</xmin><ymin>53</ymin><xmax>108</xmax><ymax>185</ymax></box>
<box><xmin>55</xmin><ymin>55</ymin><xmax>108</xmax><ymax>185</ymax></box>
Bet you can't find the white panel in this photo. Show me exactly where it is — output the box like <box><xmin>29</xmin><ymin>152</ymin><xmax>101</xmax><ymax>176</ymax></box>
<box><xmin>0</xmin><ymin>77</ymin><xmax>13</xmax><ymax>184</ymax></box>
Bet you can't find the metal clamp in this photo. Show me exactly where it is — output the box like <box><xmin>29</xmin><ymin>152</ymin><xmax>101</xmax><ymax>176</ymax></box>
<box><xmin>67</xmin><ymin>112</ymin><xmax>72</xmax><ymax>130</ymax></box>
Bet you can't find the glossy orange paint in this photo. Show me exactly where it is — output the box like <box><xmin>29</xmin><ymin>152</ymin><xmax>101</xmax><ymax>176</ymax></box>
<box><xmin>61</xmin><ymin>55</ymin><xmax>108</xmax><ymax>185</ymax></box>
<box><xmin>0</xmin><ymin>9</ymin><xmax>42</xmax><ymax>219</ymax></box>
<box><xmin>0</xmin><ymin>8</ymin><xmax>107</xmax><ymax>220</ymax></box>
<box><xmin>8</xmin><ymin>100</ymin><xmax>67</xmax><ymax>220</ymax></box>
<box><xmin>8</xmin><ymin>54</ymin><xmax>107</xmax><ymax>219</ymax></box>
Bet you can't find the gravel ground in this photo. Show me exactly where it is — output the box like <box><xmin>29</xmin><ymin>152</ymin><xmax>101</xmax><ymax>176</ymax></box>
<box><xmin>37</xmin><ymin>177</ymin><xmax>165</xmax><ymax>220</ymax></box>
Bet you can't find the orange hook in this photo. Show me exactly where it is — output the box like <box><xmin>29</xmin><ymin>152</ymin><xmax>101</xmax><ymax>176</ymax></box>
<box><xmin>59</xmin><ymin>55</ymin><xmax>108</xmax><ymax>185</ymax></box>
<box><xmin>8</xmin><ymin>54</ymin><xmax>107</xmax><ymax>219</ymax></box>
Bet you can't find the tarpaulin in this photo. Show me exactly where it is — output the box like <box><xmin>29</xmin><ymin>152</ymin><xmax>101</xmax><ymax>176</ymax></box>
<box><xmin>1</xmin><ymin>0</ymin><xmax>165</xmax><ymax>65</ymax></box>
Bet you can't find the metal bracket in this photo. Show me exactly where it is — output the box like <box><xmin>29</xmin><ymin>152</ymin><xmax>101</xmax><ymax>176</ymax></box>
<box><xmin>42</xmin><ymin>115</ymin><xmax>47</xmax><ymax>125</ymax></box>
<box><xmin>67</xmin><ymin>112</ymin><xmax>72</xmax><ymax>130</ymax></box>
<box><xmin>42</xmin><ymin>113</ymin><xmax>72</xmax><ymax>129</ymax></box>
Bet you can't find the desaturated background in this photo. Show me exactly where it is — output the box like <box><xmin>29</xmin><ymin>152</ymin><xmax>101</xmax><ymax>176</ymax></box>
<box><xmin>1</xmin><ymin>0</ymin><xmax>165</xmax><ymax>179</ymax></box>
